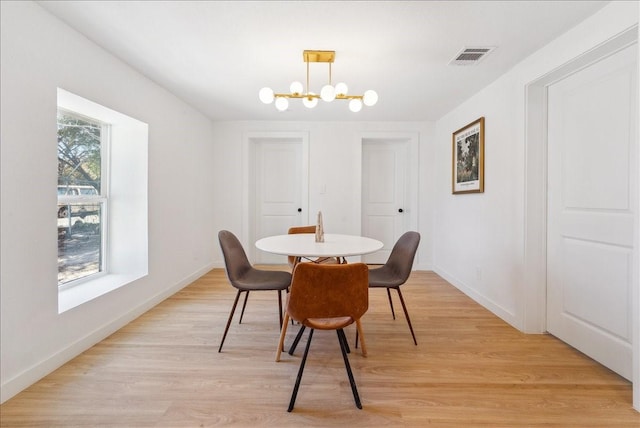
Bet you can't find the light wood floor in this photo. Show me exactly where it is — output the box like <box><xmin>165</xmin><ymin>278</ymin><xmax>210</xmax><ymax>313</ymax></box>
<box><xmin>1</xmin><ymin>269</ymin><xmax>638</xmax><ymax>427</ymax></box>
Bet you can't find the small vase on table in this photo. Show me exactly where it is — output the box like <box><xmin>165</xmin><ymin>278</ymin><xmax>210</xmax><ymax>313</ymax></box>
<box><xmin>315</xmin><ymin>211</ymin><xmax>324</xmax><ymax>243</ymax></box>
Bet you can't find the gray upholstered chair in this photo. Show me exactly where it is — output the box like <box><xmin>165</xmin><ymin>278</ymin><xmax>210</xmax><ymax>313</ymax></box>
<box><xmin>217</xmin><ymin>230</ymin><xmax>291</xmax><ymax>352</ymax></box>
<box><xmin>368</xmin><ymin>231</ymin><xmax>420</xmax><ymax>345</ymax></box>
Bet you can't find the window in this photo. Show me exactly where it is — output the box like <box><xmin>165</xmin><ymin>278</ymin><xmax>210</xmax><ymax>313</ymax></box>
<box><xmin>57</xmin><ymin>88</ymin><xmax>148</xmax><ymax>313</ymax></box>
<box><xmin>57</xmin><ymin>111</ymin><xmax>108</xmax><ymax>286</ymax></box>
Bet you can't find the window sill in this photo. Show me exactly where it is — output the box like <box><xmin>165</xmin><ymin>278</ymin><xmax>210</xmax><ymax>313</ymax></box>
<box><xmin>58</xmin><ymin>272</ymin><xmax>146</xmax><ymax>313</ymax></box>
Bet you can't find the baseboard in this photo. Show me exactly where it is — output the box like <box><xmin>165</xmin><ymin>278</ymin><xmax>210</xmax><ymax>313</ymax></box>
<box><xmin>433</xmin><ymin>265</ymin><xmax>521</xmax><ymax>331</ymax></box>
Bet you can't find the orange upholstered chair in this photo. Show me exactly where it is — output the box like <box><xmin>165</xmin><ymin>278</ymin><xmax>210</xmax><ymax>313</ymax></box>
<box><xmin>275</xmin><ymin>262</ymin><xmax>369</xmax><ymax>411</ymax></box>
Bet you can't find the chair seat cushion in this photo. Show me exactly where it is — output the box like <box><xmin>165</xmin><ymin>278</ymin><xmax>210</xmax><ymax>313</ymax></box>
<box><xmin>234</xmin><ymin>269</ymin><xmax>291</xmax><ymax>291</ymax></box>
<box><xmin>368</xmin><ymin>266</ymin><xmax>404</xmax><ymax>287</ymax></box>
<box><xmin>305</xmin><ymin>316</ymin><xmax>353</xmax><ymax>330</ymax></box>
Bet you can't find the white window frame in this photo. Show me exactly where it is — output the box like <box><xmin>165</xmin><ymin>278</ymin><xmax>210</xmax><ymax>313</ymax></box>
<box><xmin>57</xmin><ymin>109</ymin><xmax>110</xmax><ymax>289</ymax></box>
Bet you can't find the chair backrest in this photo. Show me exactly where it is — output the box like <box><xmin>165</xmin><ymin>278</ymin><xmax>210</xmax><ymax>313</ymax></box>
<box><xmin>287</xmin><ymin>225</ymin><xmax>316</xmax><ymax>267</ymax></box>
<box><xmin>384</xmin><ymin>231</ymin><xmax>421</xmax><ymax>282</ymax></box>
<box><xmin>218</xmin><ymin>230</ymin><xmax>252</xmax><ymax>286</ymax></box>
<box><xmin>288</xmin><ymin>225</ymin><xmax>316</xmax><ymax>234</ymax></box>
<box><xmin>287</xmin><ymin>263</ymin><xmax>369</xmax><ymax>328</ymax></box>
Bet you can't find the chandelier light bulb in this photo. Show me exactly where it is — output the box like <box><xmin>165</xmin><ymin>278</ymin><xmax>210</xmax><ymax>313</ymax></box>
<box><xmin>289</xmin><ymin>81</ymin><xmax>304</xmax><ymax>95</ymax></box>
<box><xmin>275</xmin><ymin>97</ymin><xmax>289</xmax><ymax>111</ymax></box>
<box><xmin>363</xmin><ymin>90</ymin><xmax>378</xmax><ymax>106</ymax></box>
<box><xmin>334</xmin><ymin>82</ymin><xmax>348</xmax><ymax>96</ymax></box>
<box><xmin>349</xmin><ymin>98</ymin><xmax>363</xmax><ymax>112</ymax></box>
<box><xmin>259</xmin><ymin>87</ymin><xmax>274</xmax><ymax>104</ymax></box>
<box><xmin>320</xmin><ymin>84</ymin><xmax>336</xmax><ymax>102</ymax></box>
<box><xmin>302</xmin><ymin>93</ymin><xmax>318</xmax><ymax>108</ymax></box>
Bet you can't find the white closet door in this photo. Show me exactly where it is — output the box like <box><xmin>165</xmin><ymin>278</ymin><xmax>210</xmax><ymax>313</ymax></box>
<box><xmin>362</xmin><ymin>140</ymin><xmax>408</xmax><ymax>264</ymax></box>
<box><xmin>547</xmin><ymin>44</ymin><xmax>637</xmax><ymax>380</ymax></box>
<box><xmin>254</xmin><ymin>139</ymin><xmax>303</xmax><ymax>264</ymax></box>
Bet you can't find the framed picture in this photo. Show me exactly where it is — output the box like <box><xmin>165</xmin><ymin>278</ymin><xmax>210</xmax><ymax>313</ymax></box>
<box><xmin>452</xmin><ymin>117</ymin><xmax>484</xmax><ymax>194</ymax></box>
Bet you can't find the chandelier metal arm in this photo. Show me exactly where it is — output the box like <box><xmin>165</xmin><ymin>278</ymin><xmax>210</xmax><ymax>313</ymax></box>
<box><xmin>274</xmin><ymin>93</ymin><xmax>364</xmax><ymax>100</ymax></box>
<box><xmin>335</xmin><ymin>94</ymin><xmax>363</xmax><ymax>100</ymax></box>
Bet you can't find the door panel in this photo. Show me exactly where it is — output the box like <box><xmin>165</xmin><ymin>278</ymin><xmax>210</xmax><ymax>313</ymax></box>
<box><xmin>547</xmin><ymin>44</ymin><xmax>637</xmax><ymax>380</ymax></box>
<box><xmin>362</xmin><ymin>140</ymin><xmax>408</xmax><ymax>264</ymax></box>
<box><xmin>561</xmin><ymin>238</ymin><xmax>631</xmax><ymax>339</ymax></box>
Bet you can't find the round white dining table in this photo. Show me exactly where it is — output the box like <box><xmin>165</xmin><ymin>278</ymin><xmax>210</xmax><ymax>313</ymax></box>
<box><xmin>255</xmin><ymin>233</ymin><xmax>383</xmax><ymax>260</ymax></box>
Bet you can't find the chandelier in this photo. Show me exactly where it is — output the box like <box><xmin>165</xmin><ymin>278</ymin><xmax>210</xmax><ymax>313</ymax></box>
<box><xmin>258</xmin><ymin>50</ymin><xmax>378</xmax><ymax>113</ymax></box>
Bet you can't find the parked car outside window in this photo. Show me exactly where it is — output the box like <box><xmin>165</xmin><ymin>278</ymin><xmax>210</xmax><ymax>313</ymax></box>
<box><xmin>57</xmin><ymin>185</ymin><xmax>98</xmax><ymax>218</ymax></box>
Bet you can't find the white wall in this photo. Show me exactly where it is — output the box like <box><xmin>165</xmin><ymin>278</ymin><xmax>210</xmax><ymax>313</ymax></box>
<box><xmin>210</xmin><ymin>120</ymin><xmax>435</xmax><ymax>270</ymax></box>
<box><xmin>0</xmin><ymin>1</ymin><xmax>216</xmax><ymax>402</ymax></box>
<box><xmin>432</xmin><ymin>0</ymin><xmax>639</xmax><ymax>409</ymax></box>
<box><xmin>434</xmin><ymin>73</ymin><xmax>524</xmax><ymax>326</ymax></box>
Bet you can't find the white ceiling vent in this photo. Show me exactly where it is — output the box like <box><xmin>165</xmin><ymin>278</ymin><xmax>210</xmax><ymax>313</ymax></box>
<box><xmin>449</xmin><ymin>47</ymin><xmax>496</xmax><ymax>66</ymax></box>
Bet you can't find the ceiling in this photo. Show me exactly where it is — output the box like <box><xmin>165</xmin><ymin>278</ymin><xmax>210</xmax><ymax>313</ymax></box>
<box><xmin>38</xmin><ymin>1</ymin><xmax>609</xmax><ymax>122</ymax></box>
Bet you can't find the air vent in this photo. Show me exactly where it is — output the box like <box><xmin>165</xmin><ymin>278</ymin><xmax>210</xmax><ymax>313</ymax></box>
<box><xmin>449</xmin><ymin>47</ymin><xmax>495</xmax><ymax>66</ymax></box>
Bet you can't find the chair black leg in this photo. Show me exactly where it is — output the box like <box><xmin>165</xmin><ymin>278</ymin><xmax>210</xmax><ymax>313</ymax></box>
<box><xmin>288</xmin><ymin>328</ymin><xmax>314</xmax><ymax>412</ymax></box>
<box><xmin>337</xmin><ymin>328</ymin><xmax>351</xmax><ymax>354</ymax></box>
<box><xmin>238</xmin><ymin>291</ymin><xmax>250</xmax><ymax>324</ymax></box>
<box><xmin>277</xmin><ymin>290</ymin><xmax>283</xmax><ymax>328</ymax></box>
<box><xmin>337</xmin><ymin>329</ymin><xmax>362</xmax><ymax>409</ymax></box>
<box><xmin>386</xmin><ymin>288</ymin><xmax>396</xmax><ymax>320</ymax></box>
<box><xmin>219</xmin><ymin>290</ymin><xmax>242</xmax><ymax>352</ymax></box>
<box><xmin>288</xmin><ymin>325</ymin><xmax>306</xmax><ymax>355</ymax></box>
<box><xmin>396</xmin><ymin>288</ymin><xmax>417</xmax><ymax>345</ymax></box>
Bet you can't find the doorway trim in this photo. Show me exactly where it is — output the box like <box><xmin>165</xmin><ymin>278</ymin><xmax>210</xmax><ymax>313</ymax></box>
<box><xmin>523</xmin><ymin>26</ymin><xmax>638</xmax><ymax>408</ymax></box>
<box><xmin>243</xmin><ymin>131</ymin><xmax>309</xmax><ymax>262</ymax></box>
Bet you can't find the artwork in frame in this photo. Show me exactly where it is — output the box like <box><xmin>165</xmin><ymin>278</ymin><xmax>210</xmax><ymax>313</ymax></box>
<box><xmin>452</xmin><ymin>117</ymin><xmax>484</xmax><ymax>194</ymax></box>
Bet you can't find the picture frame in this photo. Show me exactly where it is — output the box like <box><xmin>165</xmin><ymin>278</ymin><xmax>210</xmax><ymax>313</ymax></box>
<box><xmin>452</xmin><ymin>117</ymin><xmax>484</xmax><ymax>194</ymax></box>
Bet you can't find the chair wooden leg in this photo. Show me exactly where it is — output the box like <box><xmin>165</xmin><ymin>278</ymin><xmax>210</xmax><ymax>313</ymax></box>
<box><xmin>286</xmin><ymin>287</ymin><xmax>295</xmax><ymax>325</ymax></box>
<box><xmin>337</xmin><ymin>329</ymin><xmax>362</xmax><ymax>409</ymax></box>
<box><xmin>275</xmin><ymin>313</ymin><xmax>290</xmax><ymax>362</ymax></box>
<box><xmin>355</xmin><ymin>319</ymin><xmax>367</xmax><ymax>357</ymax></box>
<box><xmin>238</xmin><ymin>290</ymin><xmax>250</xmax><ymax>324</ymax></box>
<box><xmin>396</xmin><ymin>287</ymin><xmax>417</xmax><ymax>345</ymax></box>
<box><xmin>386</xmin><ymin>288</ymin><xmax>396</xmax><ymax>319</ymax></box>
<box><xmin>218</xmin><ymin>290</ymin><xmax>242</xmax><ymax>353</ymax></box>
<box><xmin>288</xmin><ymin>328</ymin><xmax>314</xmax><ymax>412</ymax></box>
